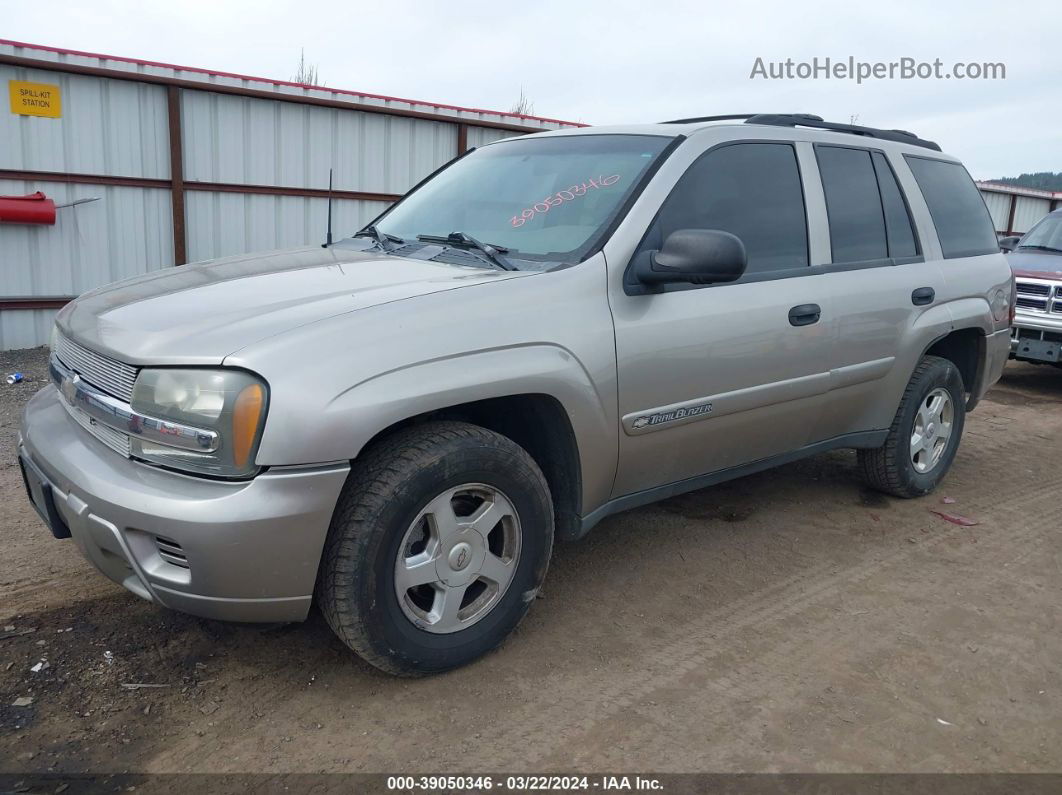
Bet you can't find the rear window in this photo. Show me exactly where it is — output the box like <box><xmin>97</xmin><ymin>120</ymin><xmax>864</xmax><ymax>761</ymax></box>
<box><xmin>905</xmin><ymin>156</ymin><xmax>998</xmax><ymax>259</ymax></box>
<box><xmin>816</xmin><ymin>146</ymin><xmax>919</xmax><ymax>263</ymax></box>
<box><xmin>816</xmin><ymin>146</ymin><xmax>888</xmax><ymax>262</ymax></box>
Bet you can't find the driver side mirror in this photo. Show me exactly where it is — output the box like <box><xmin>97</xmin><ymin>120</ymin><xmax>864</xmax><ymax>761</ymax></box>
<box><xmin>636</xmin><ymin>229</ymin><xmax>748</xmax><ymax>286</ymax></box>
<box><xmin>998</xmin><ymin>235</ymin><xmax>1021</xmax><ymax>253</ymax></box>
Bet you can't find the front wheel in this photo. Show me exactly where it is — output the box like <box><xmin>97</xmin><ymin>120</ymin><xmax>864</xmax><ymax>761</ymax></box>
<box><xmin>858</xmin><ymin>355</ymin><xmax>967</xmax><ymax>498</ymax></box>
<box><xmin>317</xmin><ymin>421</ymin><xmax>554</xmax><ymax>675</ymax></box>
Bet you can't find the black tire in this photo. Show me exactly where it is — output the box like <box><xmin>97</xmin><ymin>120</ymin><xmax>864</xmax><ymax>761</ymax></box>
<box><xmin>858</xmin><ymin>355</ymin><xmax>967</xmax><ymax>499</ymax></box>
<box><xmin>316</xmin><ymin>420</ymin><xmax>553</xmax><ymax>676</ymax></box>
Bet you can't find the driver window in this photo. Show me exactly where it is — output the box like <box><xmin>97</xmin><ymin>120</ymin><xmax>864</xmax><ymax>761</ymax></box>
<box><xmin>640</xmin><ymin>142</ymin><xmax>809</xmax><ymax>275</ymax></box>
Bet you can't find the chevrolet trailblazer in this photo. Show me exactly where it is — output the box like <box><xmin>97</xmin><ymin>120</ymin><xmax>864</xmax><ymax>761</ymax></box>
<box><xmin>19</xmin><ymin>113</ymin><xmax>1013</xmax><ymax>674</ymax></box>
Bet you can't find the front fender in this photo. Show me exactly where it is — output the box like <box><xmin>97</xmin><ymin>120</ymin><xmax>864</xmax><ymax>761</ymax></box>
<box><xmin>256</xmin><ymin>343</ymin><xmax>618</xmax><ymax>516</ymax></box>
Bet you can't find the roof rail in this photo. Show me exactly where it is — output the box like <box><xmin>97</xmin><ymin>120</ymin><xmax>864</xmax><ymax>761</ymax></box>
<box><xmin>660</xmin><ymin>113</ymin><xmax>761</xmax><ymax>124</ymax></box>
<box><xmin>744</xmin><ymin>113</ymin><xmax>941</xmax><ymax>151</ymax></box>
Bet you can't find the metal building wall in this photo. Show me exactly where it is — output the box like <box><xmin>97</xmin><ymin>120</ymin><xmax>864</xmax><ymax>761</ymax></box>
<box><xmin>184</xmin><ymin>194</ymin><xmax>390</xmax><ymax>262</ymax></box>
<box><xmin>980</xmin><ymin>190</ymin><xmax>1012</xmax><ymax>233</ymax></box>
<box><xmin>466</xmin><ymin>126</ymin><xmax>519</xmax><ymax>148</ymax></box>
<box><xmin>180</xmin><ymin>90</ymin><xmax>459</xmax><ymax>194</ymax></box>
<box><xmin>1012</xmin><ymin>196</ymin><xmax>1052</xmax><ymax>234</ymax></box>
<box><xmin>0</xmin><ymin>61</ymin><xmax>175</xmax><ymax>347</ymax></box>
<box><xmin>0</xmin><ymin>39</ymin><xmax>581</xmax><ymax>349</ymax></box>
<box><xmin>978</xmin><ymin>183</ymin><xmax>1059</xmax><ymax>236</ymax></box>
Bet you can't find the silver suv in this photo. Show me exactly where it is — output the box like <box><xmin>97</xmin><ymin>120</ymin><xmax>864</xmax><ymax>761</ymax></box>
<box><xmin>18</xmin><ymin>113</ymin><xmax>1013</xmax><ymax>675</ymax></box>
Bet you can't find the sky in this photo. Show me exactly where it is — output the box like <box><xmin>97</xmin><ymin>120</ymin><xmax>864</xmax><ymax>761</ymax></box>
<box><xmin>2</xmin><ymin>0</ymin><xmax>1057</xmax><ymax>180</ymax></box>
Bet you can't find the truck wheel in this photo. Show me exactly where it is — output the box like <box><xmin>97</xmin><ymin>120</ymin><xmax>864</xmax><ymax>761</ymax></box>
<box><xmin>317</xmin><ymin>421</ymin><xmax>553</xmax><ymax>675</ymax></box>
<box><xmin>858</xmin><ymin>355</ymin><xmax>966</xmax><ymax>498</ymax></box>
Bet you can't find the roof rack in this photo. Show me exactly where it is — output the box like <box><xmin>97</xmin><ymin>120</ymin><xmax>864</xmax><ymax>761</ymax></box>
<box><xmin>744</xmin><ymin>113</ymin><xmax>941</xmax><ymax>151</ymax></box>
<box><xmin>660</xmin><ymin>112</ymin><xmax>941</xmax><ymax>151</ymax></box>
<box><xmin>661</xmin><ymin>114</ymin><xmax>761</xmax><ymax>124</ymax></box>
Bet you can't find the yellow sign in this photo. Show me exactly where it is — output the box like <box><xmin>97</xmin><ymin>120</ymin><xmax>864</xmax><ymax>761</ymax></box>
<box><xmin>8</xmin><ymin>81</ymin><xmax>62</xmax><ymax>118</ymax></box>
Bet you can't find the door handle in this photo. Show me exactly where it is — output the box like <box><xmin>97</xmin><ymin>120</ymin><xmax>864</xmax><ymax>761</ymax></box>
<box><xmin>912</xmin><ymin>287</ymin><xmax>935</xmax><ymax>306</ymax></box>
<box><xmin>788</xmin><ymin>303</ymin><xmax>821</xmax><ymax>327</ymax></box>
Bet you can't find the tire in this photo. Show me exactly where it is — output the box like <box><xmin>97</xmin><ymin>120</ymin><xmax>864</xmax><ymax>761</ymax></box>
<box><xmin>317</xmin><ymin>420</ymin><xmax>553</xmax><ymax>676</ymax></box>
<box><xmin>858</xmin><ymin>355</ymin><xmax>967</xmax><ymax>499</ymax></box>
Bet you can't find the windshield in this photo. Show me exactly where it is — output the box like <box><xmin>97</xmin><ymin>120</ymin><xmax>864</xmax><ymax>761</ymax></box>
<box><xmin>373</xmin><ymin>134</ymin><xmax>674</xmax><ymax>264</ymax></box>
<box><xmin>1019</xmin><ymin>214</ymin><xmax>1062</xmax><ymax>252</ymax></box>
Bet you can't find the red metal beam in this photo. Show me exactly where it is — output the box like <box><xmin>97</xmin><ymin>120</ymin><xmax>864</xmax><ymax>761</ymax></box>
<box><xmin>167</xmin><ymin>86</ymin><xmax>187</xmax><ymax>266</ymax></box>
<box><xmin>0</xmin><ymin>169</ymin><xmax>169</xmax><ymax>189</ymax></box>
<box><xmin>0</xmin><ymin>297</ymin><xmax>73</xmax><ymax>310</ymax></box>
<box><xmin>1006</xmin><ymin>193</ymin><xmax>1018</xmax><ymax>236</ymax></box>
<box><xmin>0</xmin><ymin>169</ymin><xmax>402</xmax><ymax>204</ymax></box>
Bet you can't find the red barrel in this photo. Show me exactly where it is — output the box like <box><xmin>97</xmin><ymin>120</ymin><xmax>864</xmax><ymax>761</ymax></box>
<box><xmin>0</xmin><ymin>192</ymin><xmax>57</xmax><ymax>225</ymax></box>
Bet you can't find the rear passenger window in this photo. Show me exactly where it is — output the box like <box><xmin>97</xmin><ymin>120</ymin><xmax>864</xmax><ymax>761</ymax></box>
<box><xmin>816</xmin><ymin>146</ymin><xmax>887</xmax><ymax>262</ymax></box>
<box><xmin>871</xmin><ymin>152</ymin><xmax>918</xmax><ymax>258</ymax></box>
<box><xmin>648</xmin><ymin>142</ymin><xmax>808</xmax><ymax>274</ymax></box>
<box><xmin>905</xmin><ymin>156</ymin><xmax>998</xmax><ymax>258</ymax></box>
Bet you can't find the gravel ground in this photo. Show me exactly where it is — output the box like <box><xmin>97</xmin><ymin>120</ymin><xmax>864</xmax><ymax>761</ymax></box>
<box><xmin>1</xmin><ymin>346</ymin><xmax>1061</xmax><ymax>775</ymax></box>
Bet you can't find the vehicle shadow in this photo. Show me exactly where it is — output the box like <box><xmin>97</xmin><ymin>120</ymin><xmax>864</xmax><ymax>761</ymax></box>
<box><xmin>989</xmin><ymin>360</ymin><xmax>1062</xmax><ymax>405</ymax></box>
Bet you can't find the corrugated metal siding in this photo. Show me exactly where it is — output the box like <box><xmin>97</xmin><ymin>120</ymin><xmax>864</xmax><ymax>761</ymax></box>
<box><xmin>0</xmin><ymin>179</ymin><xmax>173</xmax><ymax>292</ymax></box>
<box><xmin>466</xmin><ymin>127</ymin><xmax>521</xmax><ymax>148</ymax></box>
<box><xmin>0</xmin><ymin>309</ymin><xmax>57</xmax><ymax>351</ymax></box>
<box><xmin>0</xmin><ymin>40</ymin><xmax>581</xmax><ymax>130</ymax></box>
<box><xmin>1</xmin><ymin>41</ymin><xmax>582</xmax><ymax>349</ymax></box>
<box><xmin>0</xmin><ymin>64</ymin><xmax>169</xmax><ymax>177</ymax></box>
<box><xmin>1013</xmin><ymin>196</ymin><xmax>1052</xmax><ymax>235</ymax></box>
<box><xmin>181</xmin><ymin>90</ymin><xmax>457</xmax><ymax>194</ymax></box>
<box><xmin>185</xmin><ymin>193</ymin><xmax>390</xmax><ymax>262</ymax></box>
<box><xmin>980</xmin><ymin>190</ymin><xmax>1012</xmax><ymax>232</ymax></box>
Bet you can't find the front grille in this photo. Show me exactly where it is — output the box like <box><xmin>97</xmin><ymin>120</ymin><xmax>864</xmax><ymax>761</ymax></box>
<box><xmin>1016</xmin><ymin>296</ymin><xmax>1049</xmax><ymax>311</ymax></box>
<box><xmin>54</xmin><ymin>333</ymin><xmax>138</xmax><ymax>402</ymax></box>
<box><xmin>62</xmin><ymin>399</ymin><xmax>132</xmax><ymax>456</ymax></box>
<box><xmin>1016</xmin><ymin>282</ymin><xmax>1051</xmax><ymax>296</ymax></box>
<box><xmin>154</xmin><ymin>536</ymin><xmax>189</xmax><ymax>569</ymax></box>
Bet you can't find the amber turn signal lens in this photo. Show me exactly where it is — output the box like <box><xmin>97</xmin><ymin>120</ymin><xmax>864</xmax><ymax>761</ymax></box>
<box><xmin>232</xmin><ymin>383</ymin><xmax>265</xmax><ymax>469</ymax></box>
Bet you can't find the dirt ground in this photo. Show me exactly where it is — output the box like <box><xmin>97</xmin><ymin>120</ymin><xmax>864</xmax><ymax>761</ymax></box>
<box><xmin>1</xmin><ymin>345</ymin><xmax>1060</xmax><ymax>775</ymax></box>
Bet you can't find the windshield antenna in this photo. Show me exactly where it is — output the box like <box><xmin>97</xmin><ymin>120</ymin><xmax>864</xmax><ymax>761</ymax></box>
<box><xmin>322</xmin><ymin>168</ymin><xmax>334</xmax><ymax>248</ymax></box>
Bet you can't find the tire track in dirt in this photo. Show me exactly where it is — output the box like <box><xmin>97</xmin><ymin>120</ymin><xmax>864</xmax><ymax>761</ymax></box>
<box><xmin>480</xmin><ymin>480</ymin><xmax>1059</xmax><ymax>770</ymax></box>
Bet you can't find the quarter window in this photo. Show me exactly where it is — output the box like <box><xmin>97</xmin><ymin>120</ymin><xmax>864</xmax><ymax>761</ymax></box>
<box><xmin>905</xmin><ymin>156</ymin><xmax>998</xmax><ymax>259</ymax></box>
<box><xmin>872</xmin><ymin>152</ymin><xmax>918</xmax><ymax>258</ymax></box>
<box><xmin>646</xmin><ymin>142</ymin><xmax>809</xmax><ymax>274</ymax></box>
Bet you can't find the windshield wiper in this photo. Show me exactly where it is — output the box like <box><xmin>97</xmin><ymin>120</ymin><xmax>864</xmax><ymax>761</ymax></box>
<box><xmin>416</xmin><ymin>232</ymin><xmax>518</xmax><ymax>271</ymax></box>
<box><xmin>354</xmin><ymin>225</ymin><xmax>404</xmax><ymax>252</ymax></box>
<box><xmin>1017</xmin><ymin>244</ymin><xmax>1062</xmax><ymax>254</ymax></box>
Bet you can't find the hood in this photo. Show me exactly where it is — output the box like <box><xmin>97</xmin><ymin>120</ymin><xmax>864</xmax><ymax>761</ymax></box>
<box><xmin>1007</xmin><ymin>249</ymin><xmax>1062</xmax><ymax>281</ymax></box>
<box><xmin>58</xmin><ymin>244</ymin><xmax>527</xmax><ymax>365</ymax></box>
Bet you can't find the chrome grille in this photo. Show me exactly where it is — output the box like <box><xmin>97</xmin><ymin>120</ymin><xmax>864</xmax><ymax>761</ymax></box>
<box><xmin>54</xmin><ymin>333</ymin><xmax>138</xmax><ymax>402</ymax></box>
<box><xmin>61</xmin><ymin>398</ymin><xmax>132</xmax><ymax>457</ymax></box>
<box><xmin>1016</xmin><ymin>282</ymin><xmax>1050</xmax><ymax>297</ymax></box>
<box><xmin>1014</xmin><ymin>279</ymin><xmax>1062</xmax><ymax>315</ymax></box>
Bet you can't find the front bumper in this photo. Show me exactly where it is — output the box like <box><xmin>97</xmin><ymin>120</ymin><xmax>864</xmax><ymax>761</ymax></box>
<box><xmin>1011</xmin><ymin>312</ymin><xmax>1062</xmax><ymax>363</ymax></box>
<box><xmin>19</xmin><ymin>387</ymin><xmax>350</xmax><ymax>622</ymax></box>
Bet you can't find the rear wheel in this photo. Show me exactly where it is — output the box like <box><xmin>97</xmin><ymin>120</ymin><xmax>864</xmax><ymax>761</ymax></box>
<box><xmin>858</xmin><ymin>355</ymin><xmax>966</xmax><ymax>498</ymax></box>
<box><xmin>317</xmin><ymin>421</ymin><xmax>553</xmax><ymax>675</ymax></box>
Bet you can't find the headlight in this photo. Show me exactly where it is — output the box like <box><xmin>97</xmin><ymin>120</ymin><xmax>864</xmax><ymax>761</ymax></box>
<box><xmin>130</xmin><ymin>369</ymin><xmax>268</xmax><ymax>478</ymax></box>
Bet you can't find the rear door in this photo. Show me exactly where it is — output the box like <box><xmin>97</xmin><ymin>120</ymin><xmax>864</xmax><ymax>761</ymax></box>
<box><xmin>808</xmin><ymin>144</ymin><xmax>949</xmax><ymax>442</ymax></box>
<box><xmin>608</xmin><ymin>140</ymin><xmax>834</xmax><ymax>498</ymax></box>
